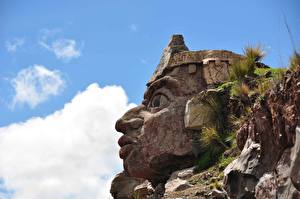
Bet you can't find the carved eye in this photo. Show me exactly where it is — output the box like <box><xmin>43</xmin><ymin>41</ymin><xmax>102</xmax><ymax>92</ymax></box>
<box><xmin>149</xmin><ymin>94</ymin><xmax>169</xmax><ymax>108</ymax></box>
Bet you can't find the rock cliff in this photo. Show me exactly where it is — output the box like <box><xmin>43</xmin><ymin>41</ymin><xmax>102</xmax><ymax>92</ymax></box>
<box><xmin>224</xmin><ymin>66</ymin><xmax>300</xmax><ymax>198</ymax></box>
<box><xmin>110</xmin><ymin>35</ymin><xmax>300</xmax><ymax>199</ymax></box>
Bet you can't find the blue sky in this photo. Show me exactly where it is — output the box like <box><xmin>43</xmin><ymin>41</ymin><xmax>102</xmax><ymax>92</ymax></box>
<box><xmin>0</xmin><ymin>0</ymin><xmax>299</xmax><ymax>126</ymax></box>
<box><xmin>0</xmin><ymin>0</ymin><xmax>299</xmax><ymax>198</ymax></box>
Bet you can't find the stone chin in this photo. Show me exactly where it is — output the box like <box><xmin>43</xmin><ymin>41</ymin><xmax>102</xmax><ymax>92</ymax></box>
<box><xmin>122</xmin><ymin>145</ymin><xmax>158</xmax><ymax>181</ymax></box>
<box><xmin>123</xmin><ymin>143</ymin><xmax>196</xmax><ymax>185</ymax></box>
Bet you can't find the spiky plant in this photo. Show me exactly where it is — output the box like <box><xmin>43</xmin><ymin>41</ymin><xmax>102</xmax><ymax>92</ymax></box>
<box><xmin>290</xmin><ymin>52</ymin><xmax>300</xmax><ymax>71</ymax></box>
<box><xmin>244</xmin><ymin>45</ymin><xmax>265</xmax><ymax>62</ymax></box>
<box><xmin>229</xmin><ymin>60</ymin><xmax>249</xmax><ymax>81</ymax></box>
<box><xmin>243</xmin><ymin>45</ymin><xmax>265</xmax><ymax>76</ymax></box>
<box><xmin>231</xmin><ymin>83</ymin><xmax>250</xmax><ymax>98</ymax></box>
<box><xmin>230</xmin><ymin>45</ymin><xmax>265</xmax><ymax>81</ymax></box>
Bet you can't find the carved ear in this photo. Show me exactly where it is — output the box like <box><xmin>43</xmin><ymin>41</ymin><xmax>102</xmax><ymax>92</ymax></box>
<box><xmin>184</xmin><ymin>93</ymin><xmax>204</xmax><ymax>131</ymax></box>
<box><xmin>184</xmin><ymin>89</ymin><xmax>222</xmax><ymax>130</ymax></box>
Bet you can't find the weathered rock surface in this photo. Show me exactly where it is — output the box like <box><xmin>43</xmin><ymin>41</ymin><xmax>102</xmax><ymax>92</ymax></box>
<box><xmin>111</xmin><ymin>34</ymin><xmax>243</xmax><ymax>199</ymax></box>
<box><xmin>291</xmin><ymin>126</ymin><xmax>300</xmax><ymax>190</ymax></box>
<box><xmin>110</xmin><ymin>172</ymin><xmax>145</xmax><ymax>199</ymax></box>
<box><xmin>133</xmin><ymin>181</ymin><xmax>155</xmax><ymax>199</ymax></box>
<box><xmin>164</xmin><ymin>178</ymin><xmax>193</xmax><ymax>193</ymax></box>
<box><xmin>110</xmin><ymin>34</ymin><xmax>300</xmax><ymax>199</ymax></box>
<box><xmin>164</xmin><ymin>167</ymin><xmax>195</xmax><ymax>194</ymax></box>
<box><xmin>224</xmin><ymin>66</ymin><xmax>300</xmax><ymax>198</ymax></box>
<box><xmin>211</xmin><ymin>189</ymin><xmax>227</xmax><ymax>199</ymax></box>
<box><xmin>185</xmin><ymin>89</ymin><xmax>228</xmax><ymax>130</ymax></box>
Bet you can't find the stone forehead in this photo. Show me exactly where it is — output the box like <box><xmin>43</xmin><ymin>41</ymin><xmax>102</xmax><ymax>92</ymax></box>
<box><xmin>147</xmin><ymin>35</ymin><xmax>243</xmax><ymax>86</ymax></box>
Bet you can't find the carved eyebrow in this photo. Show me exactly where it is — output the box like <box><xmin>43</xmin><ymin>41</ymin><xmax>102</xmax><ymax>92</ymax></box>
<box><xmin>143</xmin><ymin>76</ymin><xmax>181</xmax><ymax>104</ymax></box>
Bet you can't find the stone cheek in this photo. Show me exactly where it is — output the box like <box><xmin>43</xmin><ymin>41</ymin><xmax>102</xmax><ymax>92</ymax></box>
<box><xmin>140</xmin><ymin>98</ymin><xmax>194</xmax><ymax>161</ymax></box>
<box><xmin>122</xmin><ymin>96</ymin><xmax>195</xmax><ymax>184</ymax></box>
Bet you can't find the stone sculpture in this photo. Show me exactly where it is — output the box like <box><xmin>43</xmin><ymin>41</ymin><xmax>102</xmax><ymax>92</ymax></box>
<box><xmin>110</xmin><ymin>35</ymin><xmax>242</xmax><ymax>198</ymax></box>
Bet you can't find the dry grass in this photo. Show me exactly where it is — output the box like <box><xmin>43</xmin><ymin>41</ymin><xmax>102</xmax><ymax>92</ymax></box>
<box><xmin>290</xmin><ymin>52</ymin><xmax>300</xmax><ymax>71</ymax></box>
<box><xmin>244</xmin><ymin>45</ymin><xmax>265</xmax><ymax>62</ymax></box>
<box><xmin>230</xmin><ymin>45</ymin><xmax>265</xmax><ymax>81</ymax></box>
<box><xmin>231</xmin><ymin>83</ymin><xmax>250</xmax><ymax>98</ymax></box>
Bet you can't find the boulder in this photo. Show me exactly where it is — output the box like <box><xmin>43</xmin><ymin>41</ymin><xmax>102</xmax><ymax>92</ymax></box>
<box><xmin>168</xmin><ymin>166</ymin><xmax>195</xmax><ymax>180</ymax></box>
<box><xmin>110</xmin><ymin>172</ymin><xmax>145</xmax><ymax>199</ymax></box>
<box><xmin>291</xmin><ymin>126</ymin><xmax>300</xmax><ymax>190</ymax></box>
<box><xmin>133</xmin><ymin>180</ymin><xmax>154</xmax><ymax>199</ymax></box>
<box><xmin>164</xmin><ymin>178</ymin><xmax>193</xmax><ymax>193</ymax></box>
<box><xmin>211</xmin><ymin>189</ymin><xmax>227</xmax><ymax>199</ymax></box>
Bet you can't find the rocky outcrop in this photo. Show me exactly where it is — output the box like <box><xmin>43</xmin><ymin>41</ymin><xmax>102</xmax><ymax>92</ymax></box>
<box><xmin>224</xmin><ymin>66</ymin><xmax>300</xmax><ymax>198</ymax></box>
<box><xmin>110</xmin><ymin>172</ymin><xmax>145</xmax><ymax>199</ymax></box>
<box><xmin>110</xmin><ymin>34</ymin><xmax>300</xmax><ymax>199</ymax></box>
<box><xmin>164</xmin><ymin>167</ymin><xmax>194</xmax><ymax>193</ymax></box>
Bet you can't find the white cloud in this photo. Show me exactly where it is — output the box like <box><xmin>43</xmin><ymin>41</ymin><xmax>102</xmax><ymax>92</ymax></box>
<box><xmin>0</xmin><ymin>83</ymin><xmax>135</xmax><ymax>199</ymax></box>
<box><xmin>129</xmin><ymin>24</ymin><xmax>138</xmax><ymax>32</ymax></box>
<box><xmin>5</xmin><ymin>38</ymin><xmax>25</xmax><ymax>53</ymax></box>
<box><xmin>39</xmin><ymin>29</ymin><xmax>81</xmax><ymax>61</ymax></box>
<box><xmin>52</xmin><ymin>39</ymin><xmax>81</xmax><ymax>59</ymax></box>
<box><xmin>41</xmin><ymin>39</ymin><xmax>81</xmax><ymax>61</ymax></box>
<box><xmin>11</xmin><ymin>65</ymin><xmax>65</xmax><ymax>109</ymax></box>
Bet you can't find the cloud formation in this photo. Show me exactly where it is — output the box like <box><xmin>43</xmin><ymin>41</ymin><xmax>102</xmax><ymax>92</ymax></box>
<box><xmin>0</xmin><ymin>83</ymin><xmax>135</xmax><ymax>199</ymax></box>
<box><xmin>5</xmin><ymin>38</ymin><xmax>25</xmax><ymax>53</ymax></box>
<box><xmin>39</xmin><ymin>29</ymin><xmax>81</xmax><ymax>61</ymax></box>
<box><xmin>11</xmin><ymin>65</ymin><xmax>65</xmax><ymax>109</ymax></box>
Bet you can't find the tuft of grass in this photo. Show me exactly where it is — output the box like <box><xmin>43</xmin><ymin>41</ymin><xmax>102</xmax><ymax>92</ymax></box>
<box><xmin>256</xmin><ymin>79</ymin><xmax>271</xmax><ymax>96</ymax></box>
<box><xmin>201</xmin><ymin>127</ymin><xmax>228</xmax><ymax>149</ymax></box>
<box><xmin>217</xmin><ymin>81</ymin><xmax>235</xmax><ymax>90</ymax></box>
<box><xmin>229</xmin><ymin>59</ymin><xmax>249</xmax><ymax>81</ymax></box>
<box><xmin>197</xmin><ymin>127</ymin><xmax>233</xmax><ymax>172</ymax></box>
<box><xmin>290</xmin><ymin>52</ymin><xmax>300</xmax><ymax>71</ymax></box>
<box><xmin>230</xmin><ymin>45</ymin><xmax>265</xmax><ymax>81</ymax></box>
<box><xmin>244</xmin><ymin>45</ymin><xmax>265</xmax><ymax>62</ymax></box>
<box><xmin>231</xmin><ymin>83</ymin><xmax>250</xmax><ymax>98</ymax></box>
<box><xmin>255</xmin><ymin>68</ymin><xmax>286</xmax><ymax>96</ymax></box>
<box><xmin>201</xmin><ymin>93</ymin><xmax>225</xmax><ymax>132</ymax></box>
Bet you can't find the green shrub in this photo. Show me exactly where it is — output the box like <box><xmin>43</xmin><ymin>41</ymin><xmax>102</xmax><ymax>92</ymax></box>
<box><xmin>255</xmin><ymin>67</ymin><xmax>286</xmax><ymax>77</ymax></box>
<box><xmin>217</xmin><ymin>81</ymin><xmax>235</xmax><ymax>90</ymax></box>
<box><xmin>197</xmin><ymin>127</ymin><xmax>232</xmax><ymax>172</ymax></box>
<box><xmin>256</xmin><ymin>79</ymin><xmax>271</xmax><ymax>96</ymax></box>
<box><xmin>255</xmin><ymin>68</ymin><xmax>286</xmax><ymax>96</ymax></box>
<box><xmin>197</xmin><ymin>150</ymin><xmax>214</xmax><ymax>171</ymax></box>
<box><xmin>218</xmin><ymin>156</ymin><xmax>235</xmax><ymax>170</ymax></box>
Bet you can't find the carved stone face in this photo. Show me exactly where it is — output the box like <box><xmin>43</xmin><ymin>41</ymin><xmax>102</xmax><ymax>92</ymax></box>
<box><xmin>115</xmin><ymin>65</ymin><xmax>205</xmax><ymax>184</ymax></box>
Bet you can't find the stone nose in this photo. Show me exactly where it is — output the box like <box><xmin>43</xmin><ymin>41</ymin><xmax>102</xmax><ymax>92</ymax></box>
<box><xmin>115</xmin><ymin>118</ymin><xmax>144</xmax><ymax>134</ymax></box>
